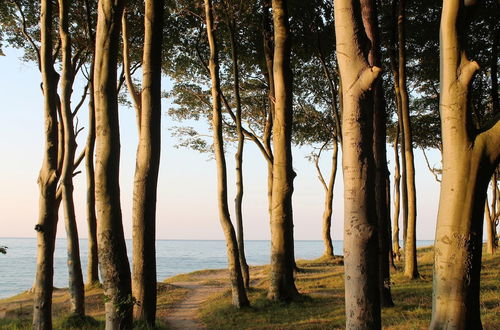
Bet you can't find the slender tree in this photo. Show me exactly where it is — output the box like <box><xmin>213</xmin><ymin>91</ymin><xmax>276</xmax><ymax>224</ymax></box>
<box><xmin>57</xmin><ymin>0</ymin><xmax>85</xmax><ymax>315</ymax></box>
<box><xmin>130</xmin><ymin>0</ymin><xmax>164</xmax><ymax>324</ymax></box>
<box><xmin>431</xmin><ymin>0</ymin><xmax>500</xmax><ymax>327</ymax></box>
<box><xmin>334</xmin><ymin>0</ymin><xmax>382</xmax><ymax>326</ymax></box>
<box><xmin>33</xmin><ymin>0</ymin><xmax>59</xmax><ymax>327</ymax></box>
<box><xmin>204</xmin><ymin>0</ymin><xmax>249</xmax><ymax>308</ymax></box>
<box><xmin>267</xmin><ymin>0</ymin><xmax>299</xmax><ymax>301</ymax></box>
<box><xmin>93</xmin><ymin>0</ymin><xmax>132</xmax><ymax>327</ymax></box>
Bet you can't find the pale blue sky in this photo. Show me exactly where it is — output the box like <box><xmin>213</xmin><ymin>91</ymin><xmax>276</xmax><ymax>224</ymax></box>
<box><xmin>0</xmin><ymin>47</ymin><xmax>444</xmax><ymax>241</ymax></box>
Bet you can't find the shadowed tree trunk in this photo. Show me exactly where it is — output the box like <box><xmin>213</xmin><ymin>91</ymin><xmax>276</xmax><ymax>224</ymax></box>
<box><xmin>397</xmin><ymin>0</ymin><xmax>419</xmax><ymax>279</ymax></box>
<box><xmin>33</xmin><ymin>0</ymin><xmax>59</xmax><ymax>328</ymax></box>
<box><xmin>84</xmin><ymin>0</ymin><xmax>99</xmax><ymax>286</ymax></box>
<box><xmin>430</xmin><ymin>0</ymin><xmax>500</xmax><ymax>328</ymax></box>
<box><xmin>267</xmin><ymin>0</ymin><xmax>299</xmax><ymax>301</ymax></box>
<box><xmin>204</xmin><ymin>0</ymin><xmax>249</xmax><ymax>308</ymax></box>
<box><xmin>334</xmin><ymin>0</ymin><xmax>382</xmax><ymax>327</ymax></box>
<box><xmin>360</xmin><ymin>0</ymin><xmax>395</xmax><ymax>307</ymax></box>
<box><xmin>58</xmin><ymin>0</ymin><xmax>85</xmax><ymax>315</ymax></box>
<box><xmin>228</xmin><ymin>21</ymin><xmax>250</xmax><ymax>289</ymax></box>
<box><xmin>130</xmin><ymin>0</ymin><xmax>164</xmax><ymax>325</ymax></box>
<box><xmin>334</xmin><ymin>0</ymin><xmax>381</xmax><ymax>329</ymax></box>
<box><xmin>93</xmin><ymin>0</ymin><xmax>132</xmax><ymax>328</ymax></box>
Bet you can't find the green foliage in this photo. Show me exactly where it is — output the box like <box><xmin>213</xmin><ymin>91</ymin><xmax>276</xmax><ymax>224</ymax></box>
<box><xmin>0</xmin><ymin>246</ymin><xmax>7</xmax><ymax>254</ymax></box>
<box><xmin>55</xmin><ymin>313</ymin><xmax>101</xmax><ymax>329</ymax></box>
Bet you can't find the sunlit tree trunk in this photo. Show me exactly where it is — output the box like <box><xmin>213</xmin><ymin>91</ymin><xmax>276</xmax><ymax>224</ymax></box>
<box><xmin>267</xmin><ymin>0</ymin><xmax>299</xmax><ymax>301</ymax></box>
<box><xmin>83</xmin><ymin>0</ymin><xmax>99</xmax><ymax>286</ymax></box>
<box><xmin>322</xmin><ymin>141</ymin><xmax>338</xmax><ymax>258</ymax></box>
<box><xmin>397</xmin><ymin>0</ymin><xmax>419</xmax><ymax>279</ymax></box>
<box><xmin>131</xmin><ymin>0</ymin><xmax>164</xmax><ymax>325</ymax></box>
<box><xmin>58</xmin><ymin>0</ymin><xmax>85</xmax><ymax>315</ymax></box>
<box><xmin>431</xmin><ymin>1</ymin><xmax>500</xmax><ymax>328</ymax></box>
<box><xmin>228</xmin><ymin>22</ymin><xmax>251</xmax><ymax>289</ymax></box>
<box><xmin>334</xmin><ymin>0</ymin><xmax>381</xmax><ymax>326</ymax></box>
<box><xmin>204</xmin><ymin>0</ymin><xmax>249</xmax><ymax>308</ymax></box>
<box><xmin>93</xmin><ymin>0</ymin><xmax>132</xmax><ymax>328</ymax></box>
<box><xmin>392</xmin><ymin>129</ymin><xmax>401</xmax><ymax>262</ymax></box>
<box><xmin>33</xmin><ymin>0</ymin><xmax>59</xmax><ymax>328</ymax></box>
<box><xmin>360</xmin><ymin>0</ymin><xmax>394</xmax><ymax>306</ymax></box>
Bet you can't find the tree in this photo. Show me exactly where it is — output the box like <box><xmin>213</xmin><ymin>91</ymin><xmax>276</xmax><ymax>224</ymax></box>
<box><xmin>485</xmin><ymin>171</ymin><xmax>499</xmax><ymax>254</ymax></box>
<box><xmin>267</xmin><ymin>0</ymin><xmax>300</xmax><ymax>301</ymax></box>
<box><xmin>431</xmin><ymin>0</ymin><xmax>500</xmax><ymax>327</ymax></box>
<box><xmin>32</xmin><ymin>0</ymin><xmax>59</xmax><ymax>327</ymax></box>
<box><xmin>93</xmin><ymin>0</ymin><xmax>133</xmax><ymax>327</ymax></box>
<box><xmin>204</xmin><ymin>0</ymin><xmax>249</xmax><ymax>308</ymax></box>
<box><xmin>334</xmin><ymin>0</ymin><xmax>381</xmax><ymax>326</ymax></box>
<box><xmin>129</xmin><ymin>0</ymin><xmax>164</xmax><ymax>325</ymax></box>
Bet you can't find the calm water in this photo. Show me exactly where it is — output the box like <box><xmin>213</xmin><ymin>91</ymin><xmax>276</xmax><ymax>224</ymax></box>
<box><xmin>0</xmin><ymin>238</ymin><xmax>433</xmax><ymax>299</ymax></box>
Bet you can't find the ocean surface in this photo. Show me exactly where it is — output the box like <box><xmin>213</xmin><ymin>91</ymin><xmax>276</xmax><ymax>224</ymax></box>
<box><xmin>0</xmin><ymin>238</ymin><xmax>434</xmax><ymax>299</ymax></box>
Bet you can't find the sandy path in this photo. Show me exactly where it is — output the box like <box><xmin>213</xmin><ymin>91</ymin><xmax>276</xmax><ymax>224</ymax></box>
<box><xmin>163</xmin><ymin>271</ymin><xmax>228</xmax><ymax>329</ymax></box>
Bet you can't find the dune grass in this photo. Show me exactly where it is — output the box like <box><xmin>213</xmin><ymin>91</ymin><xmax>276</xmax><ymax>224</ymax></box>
<box><xmin>199</xmin><ymin>246</ymin><xmax>500</xmax><ymax>329</ymax></box>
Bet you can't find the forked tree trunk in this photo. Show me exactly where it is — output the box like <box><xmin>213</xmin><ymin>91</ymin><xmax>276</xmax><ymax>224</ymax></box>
<box><xmin>334</xmin><ymin>0</ymin><xmax>382</xmax><ymax>327</ymax></box>
<box><xmin>319</xmin><ymin>141</ymin><xmax>338</xmax><ymax>258</ymax></box>
<box><xmin>360</xmin><ymin>0</ymin><xmax>394</xmax><ymax>307</ymax></box>
<box><xmin>392</xmin><ymin>130</ymin><xmax>401</xmax><ymax>262</ymax></box>
<box><xmin>229</xmin><ymin>23</ymin><xmax>250</xmax><ymax>289</ymax></box>
<box><xmin>397</xmin><ymin>0</ymin><xmax>419</xmax><ymax>279</ymax></box>
<box><xmin>204</xmin><ymin>0</ymin><xmax>249</xmax><ymax>308</ymax></box>
<box><xmin>33</xmin><ymin>0</ymin><xmax>59</xmax><ymax>328</ymax></box>
<box><xmin>58</xmin><ymin>0</ymin><xmax>85</xmax><ymax>315</ymax></box>
<box><xmin>267</xmin><ymin>0</ymin><xmax>299</xmax><ymax>301</ymax></box>
<box><xmin>93</xmin><ymin>0</ymin><xmax>132</xmax><ymax>328</ymax></box>
<box><xmin>431</xmin><ymin>1</ymin><xmax>500</xmax><ymax>328</ymax></box>
<box><xmin>84</xmin><ymin>0</ymin><xmax>99</xmax><ymax>286</ymax></box>
<box><xmin>131</xmin><ymin>0</ymin><xmax>163</xmax><ymax>325</ymax></box>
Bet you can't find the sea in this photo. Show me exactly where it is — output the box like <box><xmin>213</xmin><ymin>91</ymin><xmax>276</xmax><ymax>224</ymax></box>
<box><xmin>0</xmin><ymin>238</ymin><xmax>434</xmax><ymax>299</ymax></box>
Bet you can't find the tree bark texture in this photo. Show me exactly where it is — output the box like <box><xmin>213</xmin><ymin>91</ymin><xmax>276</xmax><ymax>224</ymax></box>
<box><xmin>229</xmin><ymin>23</ymin><xmax>250</xmax><ymax>289</ymax></box>
<box><xmin>93</xmin><ymin>0</ymin><xmax>132</xmax><ymax>328</ymax></box>
<box><xmin>268</xmin><ymin>0</ymin><xmax>299</xmax><ymax>301</ymax></box>
<box><xmin>392</xmin><ymin>130</ymin><xmax>401</xmax><ymax>262</ymax></box>
<box><xmin>131</xmin><ymin>0</ymin><xmax>164</xmax><ymax>325</ymax></box>
<box><xmin>204</xmin><ymin>0</ymin><xmax>249</xmax><ymax>308</ymax></box>
<box><xmin>319</xmin><ymin>141</ymin><xmax>338</xmax><ymax>258</ymax></box>
<box><xmin>33</xmin><ymin>0</ymin><xmax>59</xmax><ymax>328</ymax></box>
<box><xmin>360</xmin><ymin>0</ymin><xmax>394</xmax><ymax>307</ymax></box>
<box><xmin>397</xmin><ymin>0</ymin><xmax>419</xmax><ymax>279</ymax></box>
<box><xmin>334</xmin><ymin>0</ymin><xmax>381</xmax><ymax>327</ymax></box>
<box><xmin>431</xmin><ymin>1</ymin><xmax>500</xmax><ymax>328</ymax></box>
<box><xmin>58</xmin><ymin>0</ymin><xmax>85</xmax><ymax>315</ymax></box>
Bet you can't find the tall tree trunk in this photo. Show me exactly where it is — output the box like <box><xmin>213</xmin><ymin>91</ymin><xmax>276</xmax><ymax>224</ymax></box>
<box><xmin>360</xmin><ymin>0</ymin><xmax>395</xmax><ymax>307</ymax></box>
<box><xmin>93</xmin><ymin>0</ymin><xmax>132</xmax><ymax>328</ymax></box>
<box><xmin>392</xmin><ymin>130</ymin><xmax>401</xmax><ymax>262</ymax></box>
<box><xmin>321</xmin><ymin>141</ymin><xmax>338</xmax><ymax>258</ymax></box>
<box><xmin>229</xmin><ymin>23</ymin><xmax>250</xmax><ymax>289</ymax></box>
<box><xmin>397</xmin><ymin>0</ymin><xmax>419</xmax><ymax>279</ymax></box>
<box><xmin>33</xmin><ymin>0</ymin><xmax>59</xmax><ymax>328</ymax></box>
<box><xmin>267</xmin><ymin>0</ymin><xmax>299</xmax><ymax>301</ymax></box>
<box><xmin>58</xmin><ymin>0</ymin><xmax>85</xmax><ymax>315</ymax></box>
<box><xmin>430</xmin><ymin>1</ymin><xmax>500</xmax><ymax>328</ymax></box>
<box><xmin>204</xmin><ymin>0</ymin><xmax>249</xmax><ymax>308</ymax></box>
<box><xmin>485</xmin><ymin>172</ymin><xmax>498</xmax><ymax>254</ymax></box>
<box><xmin>334</xmin><ymin>0</ymin><xmax>381</xmax><ymax>327</ymax></box>
<box><xmin>131</xmin><ymin>0</ymin><xmax>163</xmax><ymax>325</ymax></box>
<box><xmin>84</xmin><ymin>0</ymin><xmax>99</xmax><ymax>287</ymax></box>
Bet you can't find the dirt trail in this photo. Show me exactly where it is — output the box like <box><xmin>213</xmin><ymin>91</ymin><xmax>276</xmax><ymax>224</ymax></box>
<box><xmin>162</xmin><ymin>270</ymin><xmax>228</xmax><ymax>329</ymax></box>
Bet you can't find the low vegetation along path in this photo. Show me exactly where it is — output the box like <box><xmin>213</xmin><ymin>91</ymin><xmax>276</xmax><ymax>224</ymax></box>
<box><xmin>163</xmin><ymin>269</ymin><xmax>229</xmax><ymax>329</ymax></box>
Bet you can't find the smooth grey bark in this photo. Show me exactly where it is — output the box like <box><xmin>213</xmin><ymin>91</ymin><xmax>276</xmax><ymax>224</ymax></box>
<box><xmin>267</xmin><ymin>0</ymin><xmax>299</xmax><ymax>301</ymax></box>
<box><xmin>33</xmin><ymin>0</ymin><xmax>59</xmax><ymax>328</ymax></box>
<box><xmin>93</xmin><ymin>0</ymin><xmax>132</xmax><ymax>328</ymax></box>
<box><xmin>334</xmin><ymin>0</ymin><xmax>382</xmax><ymax>327</ymax></box>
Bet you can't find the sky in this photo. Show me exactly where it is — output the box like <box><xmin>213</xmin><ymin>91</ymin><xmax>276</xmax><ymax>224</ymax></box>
<box><xmin>0</xmin><ymin>47</ymin><xmax>446</xmax><ymax>241</ymax></box>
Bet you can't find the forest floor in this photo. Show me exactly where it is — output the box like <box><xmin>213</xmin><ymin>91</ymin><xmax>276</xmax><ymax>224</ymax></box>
<box><xmin>0</xmin><ymin>245</ymin><xmax>498</xmax><ymax>329</ymax></box>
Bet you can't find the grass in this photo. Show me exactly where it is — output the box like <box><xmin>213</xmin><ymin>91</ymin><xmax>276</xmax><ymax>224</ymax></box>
<box><xmin>0</xmin><ymin>282</ymin><xmax>188</xmax><ymax>329</ymax></box>
<box><xmin>199</xmin><ymin>246</ymin><xmax>500</xmax><ymax>329</ymax></box>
